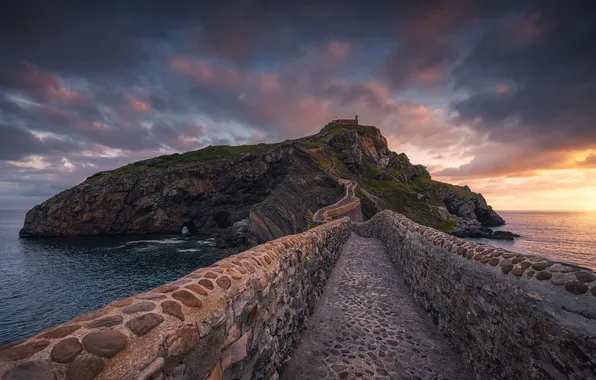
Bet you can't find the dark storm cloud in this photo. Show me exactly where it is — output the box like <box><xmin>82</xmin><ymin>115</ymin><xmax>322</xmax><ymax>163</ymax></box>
<box><xmin>451</xmin><ymin>0</ymin><xmax>596</xmax><ymax>151</ymax></box>
<box><xmin>0</xmin><ymin>125</ymin><xmax>47</xmax><ymax>160</ymax></box>
<box><xmin>0</xmin><ymin>123</ymin><xmax>84</xmax><ymax>160</ymax></box>
<box><xmin>0</xmin><ymin>1</ymin><xmax>515</xmax><ymax>76</ymax></box>
<box><xmin>149</xmin><ymin>95</ymin><xmax>168</xmax><ymax>111</ymax></box>
<box><xmin>1</xmin><ymin>0</ymin><xmax>596</xmax><ymax>208</ymax></box>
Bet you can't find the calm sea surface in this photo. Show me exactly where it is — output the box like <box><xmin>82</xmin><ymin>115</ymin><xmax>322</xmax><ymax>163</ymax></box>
<box><xmin>473</xmin><ymin>211</ymin><xmax>596</xmax><ymax>270</ymax></box>
<box><xmin>0</xmin><ymin>210</ymin><xmax>595</xmax><ymax>345</ymax></box>
<box><xmin>0</xmin><ymin>210</ymin><xmax>235</xmax><ymax>345</ymax></box>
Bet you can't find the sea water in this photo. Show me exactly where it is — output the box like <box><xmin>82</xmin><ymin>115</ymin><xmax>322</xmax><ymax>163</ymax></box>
<box><xmin>472</xmin><ymin>211</ymin><xmax>596</xmax><ymax>271</ymax></box>
<box><xmin>0</xmin><ymin>210</ymin><xmax>234</xmax><ymax>345</ymax></box>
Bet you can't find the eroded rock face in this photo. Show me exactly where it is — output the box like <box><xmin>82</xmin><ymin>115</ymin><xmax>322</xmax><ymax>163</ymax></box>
<box><xmin>20</xmin><ymin>144</ymin><xmax>340</xmax><ymax>246</ymax></box>
<box><xmin>438</xmin><ymin>186</ymin><xmax>505</xmax><ymax>227</ymax></box>
<box><xmin>20</xmin><ymin>122</ymin><xmax>505</xmax><ymax>244</ymax></box>
<box><xmin>387</xmin><ymin>152</ymin><xmax>430</xmax><ymax>182</ymax></box>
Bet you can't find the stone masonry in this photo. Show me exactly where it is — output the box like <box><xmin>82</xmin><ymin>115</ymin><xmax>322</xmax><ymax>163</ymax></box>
<box><xmin>0</xmin><ymin>218</ymin><xmax>351</xmax><ymax>380</ymax></box>
<box><xmin>354</xmin><ymin>210</ymin><xmax>596</xmax><ymax>380</ymax></box>
<box><xmin>2</xmin><ymin>206</ymin><xmax>595</xmax><ymax>379</ymax></box>
<box><xmin>283</xmin><ymin>233</ymin><xmax>470</xmax><ymax>380</ymax></box>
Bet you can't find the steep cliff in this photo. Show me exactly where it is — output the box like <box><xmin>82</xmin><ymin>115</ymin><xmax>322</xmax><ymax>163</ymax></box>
<box><xmin>20</xmin><ymin>122</ymin><xmax>506</xmax><ymax>245</ymax></box>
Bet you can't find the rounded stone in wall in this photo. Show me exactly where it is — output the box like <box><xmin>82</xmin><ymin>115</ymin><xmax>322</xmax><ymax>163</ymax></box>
<box><xmin>511</xmin><ymin>267</ymin><xmax>525</xmax><ymax>277</ymax></box>
<box><xmin>172</xmin><ymin>290</ymin><xmax>203</xmax><ymax>308</ymax></box>
<box><xmin>122</xmin><ymin>302</ymin><xmax>156</xmax><ymax>314</ymax></box>
<box><xmin>82</xmin><ymin>330</ymin><xmax>127</xmax><ymax>358</ymax></box>
<box><xmin>185</xmin><ymin>284</ymin><xmax>208</xmax><ymax>296</ymax></box>
<box><xmin>565</xmin><ymin>281</ymin><xmax>588</xmax><ymax>295</ymax></box>
<box><xmin>488</xmin><ymin>258</ymin><xmax>500</xmax><ymax>266</ymax></box>
<box><xmin>532</xmin><ymin>262</ymin><xmax>552</xmax><ymax>271</ymax></box>
<box><xmin>198</xmin><ymin>279</ymin><xmax>215</xmax><ymax>290</ymax></box>
<box><xmin>50</xmin><ymin>337</ymin><xmax>82</xmax><ymax>363</ymax></box>
<box><xmin>227</xmin><ymin>269</ymin><xmax>243</xmax><ymax>280</ymax></box>
<box><xmin>216</xmin><ymin>276</ymin><xmax>232</xmax><ymax>290</ymax></box>
<box><xmin>161</xmin><ymin>300</ymin><xmax>185</xmax><ymax>321</ymax></box>
<box><xmin>501</xmin><ymin>264</ymin><xmax>513</xmax><ymax>274</ymax></box>
<box><xmin>551</xmin><ymin>274</ymin><xmax>569</xmax><ymax>286</ymax></box>
<box><xmin>536</xmin><ymin>271</ymin><xmax>552</xmax><ymax>280</ymax></box>
<box><xmin>127</xmin><ymin>313</ymin><xmax>165</xmax><ymax>336</ymax></box>
<box><xmin>87</xmin><ymin>315</ymin><xmax>123</xmax><ymax>329</ymax></box>
<box><xmin>135</xmin><ymin>293</ymin><xmax>167</xmax><ymax>301</ymax></box>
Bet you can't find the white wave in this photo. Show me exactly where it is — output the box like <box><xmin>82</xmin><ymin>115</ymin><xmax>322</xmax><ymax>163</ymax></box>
<box><xmin>123</xmin><ymin>238</ymin><xmax>187</xmax><ymax>246</ymax></box>
<box><xmin>177</xmin><ymin>248</ymin><xmax>201</xmax><ymax>253</ymax></box>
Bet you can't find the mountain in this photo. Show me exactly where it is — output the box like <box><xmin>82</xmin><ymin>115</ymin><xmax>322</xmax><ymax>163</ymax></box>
<box><xmin>19</xmin><ymin>122</ymin><xmax>507</xmax><ymax>247</ymax></box>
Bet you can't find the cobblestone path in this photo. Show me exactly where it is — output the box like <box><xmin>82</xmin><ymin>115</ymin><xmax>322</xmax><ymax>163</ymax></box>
<box><xmin>282</xmin><ymin>233</ymin><xmax>470</xmax><ymax>380</ymax></box>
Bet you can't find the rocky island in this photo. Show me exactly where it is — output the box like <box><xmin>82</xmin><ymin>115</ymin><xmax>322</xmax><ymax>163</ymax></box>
<box><xmin>6</xmin><ymin>121</ymin><xmax>596</xmax><ymax>380</ymax></box>
<box><xmin>20</xmin><ymin>120</ymin><xmax>513</xmax><ymax>246</ymax></box>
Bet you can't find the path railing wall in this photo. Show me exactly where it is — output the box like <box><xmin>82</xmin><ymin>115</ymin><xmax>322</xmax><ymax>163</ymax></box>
<box><xmin>354</xmin><ymin>210</ymin><xmax>596</xmax><ymax>380</ymax></box>
<box><xmin>314</xmin><ymin>180</ymin><xmax>362</xmax><ymax>224</ymax></box>
<box><xmin>0</xmin><ymin>218</ymin><xmax>351</xmax><ymax>380</ymax></box>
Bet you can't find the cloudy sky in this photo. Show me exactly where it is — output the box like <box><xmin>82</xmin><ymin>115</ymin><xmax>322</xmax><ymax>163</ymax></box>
<box><xmin>1</xmin><ymin>0</ymin><xmax>595</xmax><ymax>211</ymax></box>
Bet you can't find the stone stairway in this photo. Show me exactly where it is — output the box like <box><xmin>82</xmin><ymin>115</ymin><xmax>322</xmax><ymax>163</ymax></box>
<box><xmin>282</xmin><ymin>233</ymin><xmax>470</xmax><ymax>380</ymax></box>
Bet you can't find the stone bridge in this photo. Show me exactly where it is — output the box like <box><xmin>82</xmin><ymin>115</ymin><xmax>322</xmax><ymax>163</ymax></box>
<box><xmin>1</xmin><ymin>190</ymin><xmax>596</xmax><ymax>379</ymax></box>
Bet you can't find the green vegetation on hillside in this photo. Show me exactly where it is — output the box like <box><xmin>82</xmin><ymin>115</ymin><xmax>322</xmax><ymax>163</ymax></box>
<box><xmin>363</xmin><ymin>175</ymin><xmax>456</xmax><ymax>231</ymax></box>
<box><xmin>86</xmin><ymin>142</ymin><xmax>282</xmax><ymax>182</ymax></box>
<box><xmin>362</xmin><ymin>160</ymin><xmax>383</xmax><ymax>178</ymax></box>
<box><xmin>412</xmin><ymin>176</ymin><xmax>471</xmax><ymax>199</ymax></box>
<box><xmin>131</xmin><ymin>143</ymin><xmax>280</xmax><ymax>169</ymax></box>
<box><xmin>298</xmin><ymin>128</ymin><xmax>460</xmax><ymax>232</ymax></box>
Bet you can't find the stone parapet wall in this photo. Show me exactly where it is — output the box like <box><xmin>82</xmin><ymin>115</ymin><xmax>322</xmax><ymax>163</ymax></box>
<box><xmin>314</xmin><ymin>180</ymin><xmax>361</xmax><ymax>224</ymax></box>
<box><xmin>323</xmin><ymin>199</ymin><xmax>361</xmax><ymax>220</ymax></box>
<box><xmin>0</xmin><ymin>218</ymin><xmax>352</xmax><ymax>380</ymax></box>
<box><xmin>354</xmin><ymin>210</ymin><xmax>596</xmax><ymax>380</ymax></box>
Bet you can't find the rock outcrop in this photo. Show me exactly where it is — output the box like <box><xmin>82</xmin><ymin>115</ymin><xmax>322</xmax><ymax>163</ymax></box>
<box><xmin>20</xmin><ymin>122</ymin><xmax>508</xmax><ymax>245</ymax></box>
<box><xmin>20</xmin><ymin>143</ymin><xmax>341</xmax><ymax>248</ymax></box>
